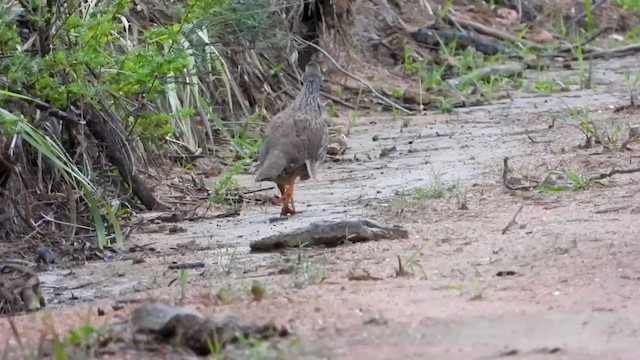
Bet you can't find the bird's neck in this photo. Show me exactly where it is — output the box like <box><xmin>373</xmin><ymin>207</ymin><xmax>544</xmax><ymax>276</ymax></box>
<box><xmin>295</xmin><ymin>79</ymin><xmax>321</xmax><ymax>108</ymax></box>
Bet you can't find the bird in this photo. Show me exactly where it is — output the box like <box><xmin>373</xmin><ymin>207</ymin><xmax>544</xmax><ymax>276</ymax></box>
<box><xmin>255</xmin><ymin>61</ymin><xmax>328</xmax><ymax>217</ymax></box>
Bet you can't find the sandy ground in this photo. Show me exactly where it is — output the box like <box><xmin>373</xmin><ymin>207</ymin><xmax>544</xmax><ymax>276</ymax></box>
<box><xmin>3</xmin><ymin>56</ymin><xmax>640</xmax><ymax>359</ymax></box>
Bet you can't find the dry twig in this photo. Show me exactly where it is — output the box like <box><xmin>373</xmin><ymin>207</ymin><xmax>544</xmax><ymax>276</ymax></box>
<box><xmin>570</xmin><ymin>0</ymin><xmax>607</xmax><ymax>26</ymax></box>
<box><xmin>501</xmin><ymin>204</ymin><xmax>524</xmax><ymax>235</ymax></box>
<box><xmin>395</xmin><ymin>255</ymin><xmax>409</xmax><ymax>277</ymax></box>
<box><xmin>448</xmin><ymin>12</ymin><xmax>546</xmax><ymax>50</ymax></box>
<box><xmin>590</xmin><ymin>167</ymin><xmax>640</xmax><ymax>181</ymax></box>
<box><xmin>291</xmin><ymin>35</ymin><xmax>414</xmax><ymax>115</ymax></box>
<box><xmin>502</xmin><ymin>157</ymin><xmax>539</xmax><ymax>191</ymax></box>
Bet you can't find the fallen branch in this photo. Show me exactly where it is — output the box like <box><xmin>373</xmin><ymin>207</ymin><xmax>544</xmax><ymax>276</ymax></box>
<box><xmin>570</xmin><ymin>0</ymin><xmax>607</xmax><ymax>26</ymax></box>
<box><xmin>84</xmin><ymin>108</ymin><xmax>170</xmax><ymax>211</ymax></box>
<box><xmin>213</xmin><ymin>207</ymin><xmax>241</xmax><ymax>218</ymax></box>
<box><xmin>448</xmin><ymin>12</ymin><xmax>547</xmax><ymax>51</ymax></box>
<box><xmin>548</xmin><ymin>43</ymin><xmax>640</xmax><ymax>60</ymax></box>
<box><xmin>613</xmin><ymin>104</ymin><xmax>640</xmax><ymax>113</ymax></box>
<box><xmin>348</xmin><ymin>269</ymin><xmax>383</xmax><ymax>281</ymax></box>
<box><xmin>250</xmin><ymin>219</ymin><xmax>409</xmax><ymax>252</ymax></box>
<box><xmin>411</xmin><ymin>28</ymin><xmax>505</xmax><ymax>55</ymax></box>
<box><xmin>321</xmin><ymin>91</ymin><xmax>357</xmax><ymax>109</ymax></box>
<box><xmin>241</xmin><ymin>187</ymin><xmax>274</xmax><ymax>196</ymax></box>
<box><xmin>590</xmin><ymin>167</ymin><xmax>640</xmax><ymax>181</ymax></box>
<box><xmin>149</xmin><ymin>212</ymin><xmax>185</xmax><ymax>223</ymax></box>
<box><xmin>556</xmin><ymin>26</ymin><xmax>612</xmax><ymax>54</ymax></box>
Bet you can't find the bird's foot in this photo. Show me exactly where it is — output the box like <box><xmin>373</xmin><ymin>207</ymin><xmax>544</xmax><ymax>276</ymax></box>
<box><xmin>280</xmin><ymin>207</ymin><xmax>300</xmax><ymax>217</ymax></box>
<box><xmin>268</xmin><ymin>207</ymin><xmax>301</xmax><ymax>223</ymax></box>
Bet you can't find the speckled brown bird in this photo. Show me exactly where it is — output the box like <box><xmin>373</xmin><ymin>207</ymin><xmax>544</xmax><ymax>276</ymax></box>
<box><xmin>255</xmin><ymin>62</ymin><xmax>328</xmax><ymax>216</ymax></box>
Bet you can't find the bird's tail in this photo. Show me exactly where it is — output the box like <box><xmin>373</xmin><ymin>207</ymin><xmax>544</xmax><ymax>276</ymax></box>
<box><xmin>255</xmin><ymin>151</ymin><xmax>288</xmax><ymax>182</ymax></box>
<box><xmin>305</xmin><ymin>159</ymin><xmax>318</xmax><ymax>179</ymax></box>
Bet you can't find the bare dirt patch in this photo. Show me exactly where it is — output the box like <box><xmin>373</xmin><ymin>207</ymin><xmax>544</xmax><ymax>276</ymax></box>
<box><xmin>4</xmin><ymin>53</ymin><xmax>640</xmax><ymax>359</ymax></box>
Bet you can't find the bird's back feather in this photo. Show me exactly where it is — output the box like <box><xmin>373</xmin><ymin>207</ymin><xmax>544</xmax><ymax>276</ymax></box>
<box><xmin>254</xmin><ymin>62</ymin><xmax>328</xmax><ymax>183</ymax></box>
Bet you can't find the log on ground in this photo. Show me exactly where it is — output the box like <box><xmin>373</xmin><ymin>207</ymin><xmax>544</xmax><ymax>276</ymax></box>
<box><xmin>250</xmin><ymin>219</ymin><xmax>409</xmax><ymax>252</ymax></box>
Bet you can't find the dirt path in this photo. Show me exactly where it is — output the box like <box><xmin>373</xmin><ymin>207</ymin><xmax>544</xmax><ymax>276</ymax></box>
<box><xmin>4</xmin><ymin>56</ymin><xmax>640</xmax><ymax>359</ymax></box>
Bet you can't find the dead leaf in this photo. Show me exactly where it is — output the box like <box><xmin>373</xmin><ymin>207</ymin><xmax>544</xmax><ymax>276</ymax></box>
<box><xmin>496</xmin><ymin>7</ymin><xmax>519</xmax><ymax>26</ymax></box>
<box><xmin>527</xmin><ymin>28</ymin><xmax>555</xmax><ymax>44</ymax></box>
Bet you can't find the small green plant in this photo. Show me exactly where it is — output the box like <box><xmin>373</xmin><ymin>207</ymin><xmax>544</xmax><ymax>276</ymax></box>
<box><xmin>437</xmin><ymin>0</ymin><xmax>454</xmax><ymax>20</ymax></box>
<box><xmin>402</xmin><ymin>46</ymin><xmax>420</xmax><ymax>74</ymax></box>
<box><xmin>250</xmin><ymin>280</ymin><xmax>266</xmax><ymax>302</ymax></box>
<box><xmin>390</xmin><ymin>190</ymin><xmax>410</xmax><ymax>218</ymax></box>
<box><xmin>215</xmin><ymin>283</ymin><xmax>237</xmax><ymax>304</ymax></box>
<box><xmin>292</xmin><ymin>258</ymin><xmax>326</xmax><ymax>289</ymax></box>
<box><xmin>622</xmin><ymin>68</ymin><xmax>640</xmax><ymax>106</ymax></box>
<box><xmin>206</xmin><ymin>334</ymin><xmax>225</xmax><ymax>359</ymax></box>
<box><xmin>53</xmin><ymin>324</ymin><xmax>104</xmax><ymax>359</ymax></box>
<box><xmin>612</xmin><ymin>0</ymin><xmax>640</xmax><ymax>11</ymax></box>
<box><xmin>584</xmin><ymin>0</ymin><xmax>595</xmax><ymax>33</ymax></box>
<box><xmin>391</xmin><ymin>89</ymin><xmax>404</xmax><ymax>99</ymax></box>
<box><xmin>599</xmin><ymin>120</ymin><xmax>622</xmax><ymax>148</ymax></box>
<box><xmin>25</xmin><ymin>311</ymin><xmax>109</xmax><ymax>359</ymax></box>
<box><xmin>389</xmin><ymin>172</ymin><xmax>456</xmax><ymax>217</ymax></box>
<box><xmin>533</xmin><ymin>78</ymin><xmax>556</xmax><ymax>95</ymax></box>
<box><xmin>564</xmin><ymin>104</ymin><xmax>598</xmax><ymax>148</ymax></box>
<box><xmin>548</xmin><ymin>3</ymin><xmax>568</xmax><ymax>37</ymax></box>
<box><xmin>420</xmin><ymin>64</ymin><xmax>447</xmax><ymax>90</ymax></box>
<box><xmin>401</xmin><ymin>250</ymin><xmax>427</xmax><ymax>279</ymax></box>
<box><xmin>457</xmin><ymin>47</ymin><xmax>477</xmax><ymax>77</ymax></box>
<box><xmin>414</xmin><ymin>172</ymin><xmax>446</xmax><ymax>200</ymax></box>
<box><xmin>209</xmin><ymin>160</ymin><xmax>246</xmax><ymax>204</ymax></box>
<box><xmin>234</xmin><ymin>334</ymin><xmax>301</xmax><ymax>360</ymax></box>
<box><xmin>564</xmin><ymin>103</ymin><xmax>621</xmax><ymax>149</ymax></box>
<box><xmin>326</xmin><ymin>101</ymin><xmax>337</xmax><ymax>120</ymax></box>
<box><xmin>573</xmin><ymin>44</ymin><xmax>591</xmax><ymax>90</ymax></box>
<box><xmin>564</xmin><ymin>170</ymin><xmax>591</xmax><ymax>190</ymax></box>
<box><xmin>218</xmin><ymin>246</ymin><xmax>240</xmax><ymax>275</ymax></box>
<box><xmin>436</xmin><ymin>97</ymin><xmax>455</xmax><ymax>113</ymax></box>
<box><xmin>454</xmin><ymin>186</ymin><xmax>468</xmax><ymax>210</ymax></box>
<box><xmin>292</xmin><ymin>243</ymin><xmax>326</xmax><ymax>289</ymax></box>
<box><xmin>178</xmin><ymin>269</ymin><xmax>188</xmax><ymax>300</ymax></box>
<box><xmin>537</xmin><ymin>170</ymin><xmax>602</xmax><ymax>192</ymax></box>
<box><xmin>449</xmin><ymin>281</ymin><xmax>484</xmax><ymax>300</ymax></box>
<box><xmin>347</xmin><ymin>110</ymin><xmax>360</xmax><ymax>135</ymax></box>
<box><xmin>468</xmin><ymin>280</ymin><xmax>485</xmax><ymax>301</ymax></box>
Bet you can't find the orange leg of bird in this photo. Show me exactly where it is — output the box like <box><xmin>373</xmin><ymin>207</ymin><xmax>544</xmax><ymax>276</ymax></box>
<box><xmin>279</xmin><ymin>176</ymin><xmax>299</xmax><ymax>216</ymax></box>
<box><xmin>279</xmin><ymin>183</ymin><xmax>292</xmax><ymax>216</ymax></box>
<box><xmin>289</xmin><ymin>177</ymin><xmax>297</xmax><ymax>214</ymax></box>
<box><xmin>277</xmin><ymin>182</ymin><xmax>289</xmax><ymax>215</ymax></box>
<box><xmin>277</xmin><ymin>183</ymin><xmax>286</xmax><ymax>204</ymax></box>
<box><xmin>288</xmin><ymin>175</ymin><xmax>304</xmax><ymax>215</ymax></box>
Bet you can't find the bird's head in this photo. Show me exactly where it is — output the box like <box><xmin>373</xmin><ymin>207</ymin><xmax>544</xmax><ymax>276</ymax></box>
<box><xmin>303</xmin><ymin>61</ymin><xmax>323</xmax><ymax>84</ymax></box>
